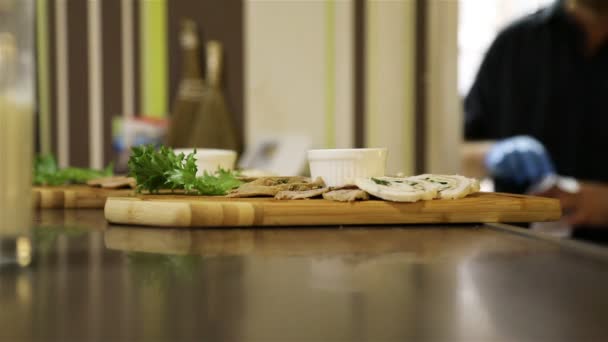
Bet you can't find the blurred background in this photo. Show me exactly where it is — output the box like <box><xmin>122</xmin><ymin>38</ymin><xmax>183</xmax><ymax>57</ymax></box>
<box><xmin>3</xmin><ymin>0</ymin><xmax>553</xmax><ymax>175</ymax></box>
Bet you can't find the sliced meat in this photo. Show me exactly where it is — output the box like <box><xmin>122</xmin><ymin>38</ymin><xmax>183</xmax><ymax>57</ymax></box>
<box><xmin>248</xmin><ymin>176</ymin><xmax>311</xmax><ymax>187</ymax></box>
<box><xmin>87</xmin><ymin>176</ymin><xmax>136</xmax><ymax>189</ymax></box>
<box><xmin>226</xmin><ymin>184</ymin><xmax>285</xmax><ymax>197</ymax></box>
<box><xmin>227</xmin><ymin>176</ymin><xmax>326</xmax><ymax>198</ymax></box>
<box><xmin>236</xmin><ymin>176</ymin><xmax>259</xmax><ymax>183</ymax></box>
<box><xmin>275</xmin><ymin>187</ymin><xmax>329</xmax><ymax>200</ymax></box>
<box><xmin>323</xmin><ymin>189</ymin><xmax>369</xmax><ymax>202</ymax></box>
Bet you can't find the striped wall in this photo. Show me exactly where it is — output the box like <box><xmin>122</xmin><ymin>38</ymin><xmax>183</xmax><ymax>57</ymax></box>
<box><xmin>36</xmin><ymin>0</ymin><xmax>244</xmax><ymax>168</ymax></box>
<box><xmin>101</xmin><ymin>0</ymin><xmax>124</xmax><ymax>166</ymax></box>
<box><xmin>39</xmin><ymin>0</ymin><xmax>130</xmax><ymax>167</ymax></box>
<box><xmin>35</xmin><ymin>0</ymin><xmax>456</xmax><ymax>175</ymax></box>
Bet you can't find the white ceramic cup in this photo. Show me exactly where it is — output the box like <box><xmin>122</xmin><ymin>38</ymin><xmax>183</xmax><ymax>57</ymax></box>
<box><xmin>173</xmin><ymin>148</ymin><xmax>237</xmax><ymax>175</ymax></box>
<box><xmin>307</xmin><ymin>148</ymin><xmax>388</xmax><ymax>187</ymax></box>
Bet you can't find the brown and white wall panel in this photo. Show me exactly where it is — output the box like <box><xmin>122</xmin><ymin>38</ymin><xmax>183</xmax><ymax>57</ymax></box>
<box><xmin>35</xmin><ymin>0</ymin><xmax>459</xmax><ymax>174</ymax></box>
<box><xmin>130</xmin><ymin>0</ymin><xmax>141</xmax><ymax>117</ymax></box>
<box><xmin>65</xmin><ymin>0</ymin><xmax>90</xmax><ymax>168</ymax></box>
<box><xmin>52</xmin><ymin>0</ymin><xmax>69</xmax><ymax>166</ymax></box>
<box><xmin>101</xmin><ymin>0</ymin><xmax>124</xmax><ymax>166</ymax></box>
<box><xmin>38</xmin><ymin>0</ymin><xmax>141</xmax><ymax>168</ymax></box>
<box><xmin>41</xmin><ymin>0</ymin><xmax>58</xmax><ymax>157</ymax></box>
<box><xmin>37</xmin><ymin>0</ymin><xmax>246</xmax><ymax>168</ymax></box>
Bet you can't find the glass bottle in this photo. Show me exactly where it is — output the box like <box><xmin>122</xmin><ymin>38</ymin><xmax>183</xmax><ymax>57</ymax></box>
<box><xmin>0</xmin><ymin>0</ymin><xmax>35</xmax><ymax>267</ymax></box>
<box><xmin>166</xmin><ymin>19</ymin><xmax>204</xmax><ymax>148</ymax></box>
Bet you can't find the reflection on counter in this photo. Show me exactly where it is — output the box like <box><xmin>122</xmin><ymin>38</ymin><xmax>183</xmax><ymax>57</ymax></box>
<box><xmin>0</xmin><ymin>211</ymin><xmax>605</xmax><ymax>341</ymax></box>
<box><xmin>104</xmin><ymin>224</ymin><xmax>558</xmax><ymax>259</ymax></box>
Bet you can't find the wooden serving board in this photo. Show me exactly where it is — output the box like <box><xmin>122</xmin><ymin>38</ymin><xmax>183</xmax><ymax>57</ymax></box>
<box><xmin>104</xmin><ymin>192</ymin><xmax>561</xmax><ymax>228</ymax></box>
<box><xmin>34</xmin><ymin>186</ymin><xmax>133</xmax><ymax>209</ymax></box>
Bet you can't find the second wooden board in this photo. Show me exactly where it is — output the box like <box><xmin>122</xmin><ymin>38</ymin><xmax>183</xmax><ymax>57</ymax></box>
<box><xmin>104</xmin><ymin>192</ymin><xmax>561</xmax><ymax>228</ymax></box>
<box><xmin>34</xmin><ymin>186</ymin><xmax>133</xmax><ymax>209</ymax></box>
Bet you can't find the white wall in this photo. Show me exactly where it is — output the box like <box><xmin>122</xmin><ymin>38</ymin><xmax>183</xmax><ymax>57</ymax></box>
<box><xmin>365</xmin><ymin>0</ymin><xmax>416</xmax><ymax>175</ymax></box>
<box><xmin>245</xmin><ymin>0</ymin><xmax>353</xmax><ymax>152</ymax></box>
<box><xmin>426</xmin><ymin>0</ymin><xmax>461</xmax><ymax>174</ymax></box>
<box><xmin>245</xmin><ymin>0</ymin><xmax>418</xmax><ymax>176</ymax></box>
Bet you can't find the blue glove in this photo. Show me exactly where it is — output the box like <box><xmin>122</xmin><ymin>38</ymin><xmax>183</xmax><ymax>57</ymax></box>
<box><xmin>485</xmin><ymin>135</ymin><xmax>555</xmax><ymax>186</ymax></box>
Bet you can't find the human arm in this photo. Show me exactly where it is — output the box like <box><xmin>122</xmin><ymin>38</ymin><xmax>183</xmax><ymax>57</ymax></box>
<box><xmin>537</xmin><ymin>182</ymin><xmax>608</xmax><ymax>227</ymax></box>
<box><xmin>461</xmin><ymin>141</ymin><xmax>494</xmax><ymax>179</ymax></box>
<box><xmin>462</xmin><ymin>135</ymin><xmax>555</xmax><ymax>189</ymax></box>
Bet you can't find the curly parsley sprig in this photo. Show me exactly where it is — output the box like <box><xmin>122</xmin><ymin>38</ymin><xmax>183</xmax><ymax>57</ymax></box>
<box><xmin>128</xmin><ymin>145</ymin><xmax>241</xmax><ymax>195</ymax></box>
<box><xmin>33</xmin><ymin>154</ymin><xmax>113</xmax><ymax>186</ymax></box>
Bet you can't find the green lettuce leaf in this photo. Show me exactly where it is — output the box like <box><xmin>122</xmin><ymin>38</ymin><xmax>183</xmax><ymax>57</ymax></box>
<box><xmin>128</xmin><ymin>145</ymin><xmax>242</xmax><ymax>195</ymax></box>
<box><xmin>33</xmin><ymin>154</ymin><xmax>113</xmax><ymax>186</ymax></box>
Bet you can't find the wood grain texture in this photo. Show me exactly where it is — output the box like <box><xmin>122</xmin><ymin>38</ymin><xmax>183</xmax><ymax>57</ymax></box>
<box><xmin>104</xmin><ymin>192</ymin><xmax>561</xmax><ymax>228</ymax></box>
<box><xmin>33</xmin><ymin>186</ymin><xmax>133</xmax><ymax>209</ymax></box>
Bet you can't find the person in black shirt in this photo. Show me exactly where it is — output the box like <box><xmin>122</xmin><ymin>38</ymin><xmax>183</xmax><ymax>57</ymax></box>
<box><xmin>463</xmin><ymin>0</ymin><xmax>608</xmax><ymax>243</ymax></box>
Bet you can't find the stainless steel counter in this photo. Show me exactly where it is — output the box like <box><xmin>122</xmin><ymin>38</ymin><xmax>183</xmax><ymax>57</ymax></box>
<box><xmin>1</xmin><ymin>210</ymin><xmax>607</xmax><ymax>341</ymax></box>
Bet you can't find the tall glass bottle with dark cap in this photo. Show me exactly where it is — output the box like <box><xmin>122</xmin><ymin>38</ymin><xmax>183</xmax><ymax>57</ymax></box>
<box><xmin>188</xmin><ymin>40</ymin><xmax>240</xmax><ymax>152</ymax></box>
<box><xmin>166</xmin><ymin>19</ymin><xmax>204</xmax><ymax>148</ymax></box>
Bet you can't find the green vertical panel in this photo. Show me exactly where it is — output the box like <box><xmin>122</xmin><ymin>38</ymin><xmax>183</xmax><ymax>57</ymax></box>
<box><xmin>324</xmin><ymin>0</ymin><xmax>336</xmax><ymax>149</ymax></box>
<box><xmin>140</xmin><ymin>0</ymin><xmax>167</xmax><ymax>118</ymax></box>
<box><xmin>36</xmin><ymin>0</ymin><xmax>51</xmax><ymax>153</ymax></box>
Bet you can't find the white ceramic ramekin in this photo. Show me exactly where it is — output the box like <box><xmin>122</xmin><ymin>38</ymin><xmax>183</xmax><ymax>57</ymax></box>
<box><xmin>307</xmin><ymin>148</ymin><xmax>388</xmax><ymax>187</ymax></box>
<box><xmin>173</xmin><ymin>148</ymin><xmax>237</xmax><ymax>175</ymax></box>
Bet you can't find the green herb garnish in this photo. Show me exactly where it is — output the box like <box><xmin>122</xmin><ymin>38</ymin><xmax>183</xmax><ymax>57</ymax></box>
<box><xmin>33</xmin><ymin>154</ymin><xmax>113</xmax><ymax>186</ymax></box>
<box><xmin>371</xmin><ymin>177</ymin><xmax>391</xmax><ymax>186</ymax></box>
<box><xmin>128</xmin><ymin>145</ymin><xmax>242</xmax><ymax>195</ymax></box>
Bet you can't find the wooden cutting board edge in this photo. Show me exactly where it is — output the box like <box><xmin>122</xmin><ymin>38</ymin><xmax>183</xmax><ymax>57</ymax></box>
<box><xmin>104</xmin><ymin>192</ymin><xmax>562</xmax><ymax>228</ymax></box>
<box><xmin>33</xmin><ymin>186</ymin><xmax>134</xmax><ymax>209</ymax></box>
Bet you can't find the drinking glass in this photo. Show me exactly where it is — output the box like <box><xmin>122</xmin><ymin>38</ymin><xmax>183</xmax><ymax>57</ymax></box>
<box><xmin>0</xmin><ymin>0</ymin><xmax>35</xmax><ymax>267</ymax></box>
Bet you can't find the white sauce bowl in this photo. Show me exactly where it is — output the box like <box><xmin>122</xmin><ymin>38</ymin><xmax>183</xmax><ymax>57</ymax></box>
<box><xmin>173</xmin><ymin>148</ymin><xmax>237</xmax><ymax>175</ymax></box>
<box><xmin>307</xmin><ymin>148</ymin><xmax>388</xmax><ymax>187</ymax></box>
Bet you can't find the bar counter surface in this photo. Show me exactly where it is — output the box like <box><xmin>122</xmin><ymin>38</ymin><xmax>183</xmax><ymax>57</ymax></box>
<box><xmin>1</xmin><ymin>210</ymin><xmax>608</xmax><ymax>341</ymax></box>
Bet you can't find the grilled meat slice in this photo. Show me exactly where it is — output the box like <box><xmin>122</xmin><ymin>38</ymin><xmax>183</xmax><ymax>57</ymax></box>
<box><xmin>275</xmin><ymin>187</ymin><xmax>329</xmax><ymax>200</ymax></box>
<box><xmin>227</xmin><ymin>176</ymin><xmax>326</xmax><ymax>198</ymax></box>
<box><xmin>323</xmin><ymin>189</ymin><xmax>369</xmax><ymax>202</ymax></box>
<box><xmin>87</xmin><ymin>176</ymin><xmax>136</xmax><ymax>189</ymax></box>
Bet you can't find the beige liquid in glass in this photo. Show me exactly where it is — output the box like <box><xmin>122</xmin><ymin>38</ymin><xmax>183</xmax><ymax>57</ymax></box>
<box><xmin>0</xmin><ymin>96</ymin><xmax>33</xmax><ymax>238</ymax></box>
<box><xmin>0</xmin><ymin>4</ymin><xmax>35</xmax><ymax>266</ymax></box>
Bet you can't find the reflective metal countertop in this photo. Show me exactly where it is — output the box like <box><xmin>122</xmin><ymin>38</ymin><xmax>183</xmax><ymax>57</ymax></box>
<box><xmin>1</xmin><ymin>210</ymin><xmax>607</xmax><ymax>341</ymax></box>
